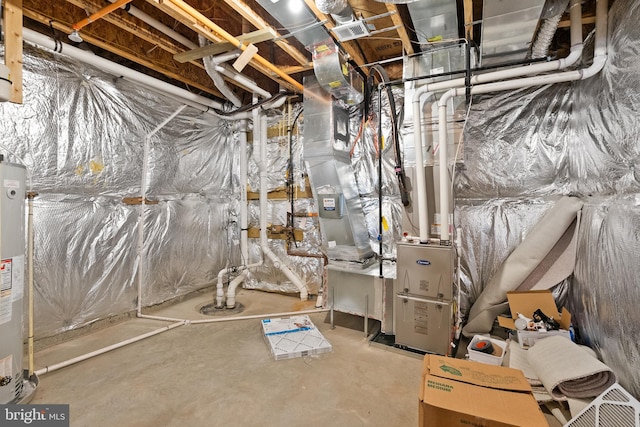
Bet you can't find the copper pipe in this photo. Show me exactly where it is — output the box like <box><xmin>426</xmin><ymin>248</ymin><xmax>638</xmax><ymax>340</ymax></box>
<box><xmin>72</xmin><ymin>0</ymin><xmax>134</xmax><ymax>31</ymax></box>
<box><xmin>166</xmin><ymin>0</ymin><xmax>304</xmax><ymax>92</ymax></box>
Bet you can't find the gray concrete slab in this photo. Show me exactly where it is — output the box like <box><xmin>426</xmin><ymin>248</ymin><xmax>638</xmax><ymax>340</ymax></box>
<box><xmin>31</xmin><ymin>290</ymin><xmax>423</xmax><ymax>427</ymax></box>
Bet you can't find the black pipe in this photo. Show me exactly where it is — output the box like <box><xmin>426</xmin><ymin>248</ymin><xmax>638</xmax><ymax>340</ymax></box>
<box><xmin>384</xmin><ymin>56</ymin><xmax>551</xmax><ymax>87</ymax></box>
<box><xmin>370</xmin><ymin>65</ymin><xmax>410</xmax><ymax>207</ymax></box>
<box><xmin>465</xmin><ymin>40</ymin><xmax>471</xmax><ymax>105</ymax></box>
<box><xmin>288</xmin><ymin>107</ymin><xmax>304</xmax><ymax>248</ymax></box>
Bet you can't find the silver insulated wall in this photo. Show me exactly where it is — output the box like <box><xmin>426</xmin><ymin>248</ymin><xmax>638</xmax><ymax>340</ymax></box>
<box><xmin>0</xmin><ymin>161</ymin><xmax>26</xmax><ymax>403</ymax></box>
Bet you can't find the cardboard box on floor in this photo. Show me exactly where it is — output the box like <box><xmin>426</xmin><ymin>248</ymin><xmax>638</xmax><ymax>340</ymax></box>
<box><xmin>497</xmin><ymin>290</ymin><xmax>571</xmax><ymax>349</ymax></box>
<box><xmin>419</xmin><ymin>355</ymin><xmax>548</xmax><ymax>427</ymax></box>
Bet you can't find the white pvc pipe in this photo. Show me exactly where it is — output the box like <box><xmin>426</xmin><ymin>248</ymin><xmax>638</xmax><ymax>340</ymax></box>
<box><xmin>411</xmin><ymin>88</ymin><xmax>434</xmax><ymax>243</ymax></box>
<box><xmin>109</xmin><ymin>1</ymin><xmax>272</xmax><ymax>101</ymax></box>
<box><xmin>22</xmin><ymin>28</ymin><xmax>224</xmax><ymax>111</ymax></box>
<box><xmin>138</xmin><ymin>308</ymin><xmax>328</xmax><ymax>325</ymax></box>
<box><xmin>437</xmin><ymin>98</ymin><xmax>450</xmax><ymax>243</ymax></box>
<box><xmin>224</xmin><ymin>99</ymin><xmax>289</xmax><ymax>308</ymax></box>
<box><xmin>410</xmin><ymin>0</ymin><xmax>583</xmax><ymax>243</ymax></box>
<box><xmin>137</xmin><ymin>105</ymin><xmax>187</xmax><ymax>316</ymax></box>
<box><xmin>109</xmin><ymin>0</ymin><xmax>197</xmax><ymax>49</ymax></box>
<box><xmin>214</xmin><ymin>64</ymin><xmax>272</xmax><ymax>99</ymax></box>
<box><xmin>259</xmin><ymin>115</ymin><xmax>308</xmax><ymax>301</ymax></box>
<box><xmin>436</xmin><ymin>0</ymin><xmax>608</xmax><ymax>243</ymax></box>
<box><xmin>224</xmin><ymin>109</ymin><xmax>263</xmax><ymax>308</ymax></box>
<box><xmin>27</xmin><ymin>195</ymin><xmax>35</xmax><ymax>376</ymax></box>
<box><xmin>34</xmin><ymin>321</ymin><xmax>185</xmax><ymax>376</ymax></box>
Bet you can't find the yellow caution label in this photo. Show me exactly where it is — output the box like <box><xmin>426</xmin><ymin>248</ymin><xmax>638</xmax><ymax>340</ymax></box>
<box><xmin>382</xmin><ymin>216</ymin><xmax>389</xmax><ymax>231</ymax></box>
<box><xmin>328</xmin><ymin>81</ymin><xmax>342</xmax><ymax>88</ymax></box>
<box><xmin>342</xmin><ymin>63</ymin><xmax>348</xmax><ymax>76</ymax></box>
<box><xmin>427</xmin><ymin>35</ymin><xmax>443</xmax><ymax>42</ymax></box>
<box><xmin>316</xmin><ymin>44</ymin><xmax>329</xmax><ymax>52</ymax></box>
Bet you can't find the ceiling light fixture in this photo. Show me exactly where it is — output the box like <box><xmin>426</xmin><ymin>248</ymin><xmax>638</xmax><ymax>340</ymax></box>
<box><xmin>289</xmin><ymin>0</ymin><xmax>304</xmax><ymax>14</ymax></box>
<box><xmin>68</xmin><ymin>31</ymin><xmax>83</xmax><ymax>43</ymax></box>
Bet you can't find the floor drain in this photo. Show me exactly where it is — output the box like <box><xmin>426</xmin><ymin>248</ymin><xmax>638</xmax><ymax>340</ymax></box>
<box><xmin>199</xmin><ymin>302</ymin><xmax>246</xmax><ymax>316</ymax></box>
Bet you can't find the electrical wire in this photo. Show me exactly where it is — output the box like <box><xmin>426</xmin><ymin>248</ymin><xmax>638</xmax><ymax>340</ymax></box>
<box><xmin>369</xmin><ymin>65</ymin><xmax>410</xmax><ymax>206</ymax></box>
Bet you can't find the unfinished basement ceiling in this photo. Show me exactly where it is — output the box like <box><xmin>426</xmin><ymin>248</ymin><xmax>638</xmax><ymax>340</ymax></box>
<box><xmin>22</xmin><ymin>0</ymin><xmax>597</xmax><ymax>106</ymax></box>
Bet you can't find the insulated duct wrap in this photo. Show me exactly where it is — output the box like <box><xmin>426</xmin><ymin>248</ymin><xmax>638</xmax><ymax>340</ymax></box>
<box><xmin>456</xmin><ymin>0</ymin><xmax>640</xmax><ymax>398</ymax></box>
<box><xmin>352</xmin><ymin>87</ymin><xmax>405</xmax><ymax>257</ymax></box>
<box><xmin>315</xmin><ymin>0</ymin><xmax>348</xmax><ymax>15</ymax></box>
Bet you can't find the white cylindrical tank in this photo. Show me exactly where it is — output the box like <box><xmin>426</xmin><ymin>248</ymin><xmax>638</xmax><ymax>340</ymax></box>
<box><xmin>0</xmin><ymin>160</ymin><xmax>27</xmax><ymax>404</ymax></box>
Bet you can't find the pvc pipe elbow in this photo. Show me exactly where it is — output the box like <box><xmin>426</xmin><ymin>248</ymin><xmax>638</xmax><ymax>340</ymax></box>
<box><xmin>581</xmin><ymin>56</ymin><xmax>607</xmax><ymax>80</ymax></box>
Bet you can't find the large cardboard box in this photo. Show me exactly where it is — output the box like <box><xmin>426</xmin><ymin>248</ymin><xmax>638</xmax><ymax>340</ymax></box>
<box><xmin>497</xmin><ymin>290</ymin><xmax>571</xmax><ymax>349</ymax></box>
<box><xmin>419</xmin><ymin>355</ymin><xmax>548</xmax><ymax>427</ymax></box>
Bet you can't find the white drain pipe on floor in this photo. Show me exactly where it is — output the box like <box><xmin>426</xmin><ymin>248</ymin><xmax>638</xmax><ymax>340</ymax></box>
<box><xmin>410</xmin><ymin>0</ymin><xmax>584</xmax><ymax>243</ymax></box>
<box><xmin>435</xmin><ymin>0</ymin><xmax>607</xmax><ymax>244</ymax></box>
<box><xmin>34</xmin><ymin>321</ymin><xmax>185</xmax><ymax>377</ymax></box>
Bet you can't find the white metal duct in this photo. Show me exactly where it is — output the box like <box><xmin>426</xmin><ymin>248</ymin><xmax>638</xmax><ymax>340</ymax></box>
<box><xmin>480</xmin><ymin>0</ymin><xmax>547</xmax><ymax>65</ymax></box>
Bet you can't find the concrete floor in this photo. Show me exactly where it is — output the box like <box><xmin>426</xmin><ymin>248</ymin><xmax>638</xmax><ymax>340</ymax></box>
<box><xmin>31</xmin><ymin>289</ymin><xmax>423</xmax><ymax>427</ymax></box>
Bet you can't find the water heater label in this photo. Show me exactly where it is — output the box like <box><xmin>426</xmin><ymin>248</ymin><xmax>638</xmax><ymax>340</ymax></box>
<box><xmin>3</xmin><ymin>179</ymin><xmax>19</xmax><ymax>189</ymax></box>
<box><xmin>0</xmin><ymin>259</ymin><xmax>12</xmax><ymax>325</ymax></box>
<box><xmin>0</xmin><ymin>259</ymin><xmax>11</xmax><ymax>291</ymax></box>
<box><xmin>416</xmin><ymin>259</ymin><xmax>431</xmax><ymax>266</ymax></box>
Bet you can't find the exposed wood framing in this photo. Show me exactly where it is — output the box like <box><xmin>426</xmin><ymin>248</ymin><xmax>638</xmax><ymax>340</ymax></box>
<box><xmin>174</xmin><ymin>28</ymin><xmax>275</xmax><ymax>62</ymax></box>
<box><xmin>218</xmin><ymin>0</ymin><xmax>311</xmax><ymax>67</ymax></box>
<box><xmin>302</xmin><ymin>0</ymin><xmax>370</xmax><ymax>72</ymax></box>
<box><xmin>23</xmin><ymin>7</ymin><xmax>226</xmax><ymax>99</ymax></box>
<box><xmin>558</xmin><ymin>15</ymin><xmax>596</xmax><ymax>28</ymax></box>
<box><xmin>464</xmin><ymin>0</ymin><xmax>474</xmax><ymax>40</ymax></box>
<box><xmin>147</xmin><ymin>0</ymin><xmax>303</xmax><ymax>92</ymax></box>
<box><xmin>5</xmin><ymin>0</ymin><xmax>23</xmax><ymax>104</ymax></box>
<box><xmin>247</xmin><ymin>227</ymin><xmax>304</xmax><ymax>241</ymax></box>
<box><xmin>247</xmin><ymin>182</ymin><xmax>313</xmax><ymax>200</ymax></box>
<box><xmin>385</xmin><ymin>3</ymin><xmax>413</xmax><ymax>55</ymax></box>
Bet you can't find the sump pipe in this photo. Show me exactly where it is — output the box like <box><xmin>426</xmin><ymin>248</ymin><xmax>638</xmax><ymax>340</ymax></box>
<box><xmin>258</xmin><ymin>115</ymin><xmax>308</xmax><ymax>301</ymax></box>
<box><xmin>410</xmin><ymin>0</ymin><xmax>584</xmax><ymax>243</ymax></box>
<box><xmin>34</xmin><ymin>321</ymin><xmax>185</xmax><ymax>376</ymax></box>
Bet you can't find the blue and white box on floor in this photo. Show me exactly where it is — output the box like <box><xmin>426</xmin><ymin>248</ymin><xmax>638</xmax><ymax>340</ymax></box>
<box><xmin>261</xmin><ymin>315</ymin><xmax>332</xmax><ymax>360</ymax></box>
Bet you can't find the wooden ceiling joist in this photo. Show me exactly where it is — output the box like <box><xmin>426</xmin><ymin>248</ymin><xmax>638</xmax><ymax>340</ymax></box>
<box><xmin>23</xmin><ymin>6</ymin><xmax>227</xmax><ymax>99</ymax></box>
<box><xmin>302</xmin><ymin>0</ymin><xmax>369</xmax><ymax>72</ymax></box>
<box><xmin>385</xmin><ymin>3</ymin><xmax>414</xmax><ymax>56</ymax></box>
<box><xmin>147</xmin><ymin>0</ymin><xmax>302</xmax><ymax>92</ymax></box>
<box><xmin>218</xmin><ymin>0</ymin><xmax>311</xmax><ymax>67</ymax></box>
<box><xmin>174</xmin><ymin>28</ymin><xmax>275</xmax><ymax>63</ymax></box>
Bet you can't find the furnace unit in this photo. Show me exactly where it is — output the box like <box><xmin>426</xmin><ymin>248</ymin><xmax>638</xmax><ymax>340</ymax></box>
<box><xmin>394</xmin><ymin>243</ymin><xmax>454</xmax><ymax>354</ymax></box>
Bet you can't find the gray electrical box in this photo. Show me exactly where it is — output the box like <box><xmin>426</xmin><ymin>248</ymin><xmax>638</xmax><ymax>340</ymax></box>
<box><xmin>394</xmin><ymin>243</ymin><xmax>454</xmax><ymax>354</ymax></box>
